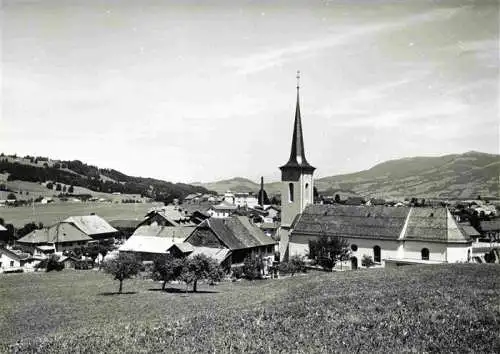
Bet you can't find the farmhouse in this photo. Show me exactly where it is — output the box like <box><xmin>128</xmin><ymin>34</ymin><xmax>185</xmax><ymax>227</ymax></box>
<box><xmin>207</xmin><ymin>201</ymin><xmax>238</xmax><ymax>218</ymax></box>
<box><xmin>277</xmin><ymin>75</ymin><xmax>473</xmax><ymax>266</ymax></box>
<box><xmin>17</xmin><ymin>215</ymin><xmax>118</xmax><ymax>252</ymax></box>
<box><xmin>174</xmin><ymin>216</ymin><xmax>276</xmax><ymax>266</ymax></box>
<box><xmin>0</xmin><ymin>247</ymin><xmax>31</xmax><ymax>273</ymax></box>
<box><xmin>139</xmin><ymin>206</ymin><xmax>196</xmax><ymax>227</ymax></box>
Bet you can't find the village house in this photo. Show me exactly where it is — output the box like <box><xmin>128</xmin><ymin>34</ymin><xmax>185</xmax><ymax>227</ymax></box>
<box><xmin>0</xmin><ymin>247</ymin><xmax>31</xmax><ymax>273</ymax></box>
<box><xmin>171</xmin><ymin>216</ymin><xmax>277</xmax><ymax>268</ymax></box>
<box><xmin>119</xmin><ymin>236</ymin><xmax>182</xmax><ymax>262</ymax></box>
<box><xmin>277</xmin><ymin>75</ymin><xmax>473</xmax><ymax>267</ymax></box>
<box><xmin>17</xmin><ymin>215</ymin><xmax>118</xmax><ymax>252</ymax></box>
<box><xmin>208</xmin><ymin>201</ymin><xmax>238</xmax><ymax>218</ymax></box>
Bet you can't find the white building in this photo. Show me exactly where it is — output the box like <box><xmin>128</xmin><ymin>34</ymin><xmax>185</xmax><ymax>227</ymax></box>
<box><xmin>277</xmin><ymin>75</ymin><xmax>473</xmax><ymax>266</ymax></box>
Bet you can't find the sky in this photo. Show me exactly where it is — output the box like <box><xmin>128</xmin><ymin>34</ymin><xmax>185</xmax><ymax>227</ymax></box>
<box><xmin>1</xmin><ymin>0</ymin><xmax>498</xmax><ymax>183</ymax></box>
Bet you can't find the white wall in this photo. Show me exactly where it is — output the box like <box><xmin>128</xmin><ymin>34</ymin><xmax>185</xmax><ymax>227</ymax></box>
<box><xmin>0</xmin><ymin>253</ymin><xmax>21</xmax><ymax>270</ymax></box>
<box><xmin>447</xmin><ymin>244</ymin><xmax>472</xmax><ymax>263</ymax></box>
<box><xmin>401</xmin><ymin>241</ymin><xmax>447</xmax><ymax>262</ymax></box>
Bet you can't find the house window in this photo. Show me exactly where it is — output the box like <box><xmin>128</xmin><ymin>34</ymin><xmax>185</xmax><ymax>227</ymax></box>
<box><xmin>421</xmin><ymin>248</ymin><xmax>429</xmax><ymax>261</ymax></box>
<box><xmin>373</xmin><ymin>246</ymin><xmax>381</xmax><ymax>263</ymax></box>
<box><xmin>10</xmin><ymin>261</ymin><xmax>14</xmax><ymax>267</ymax></box>
<box><xmin>288</xmin><ymin>183</ymin><xmax>294</xmax><ymax>203</ymax></box>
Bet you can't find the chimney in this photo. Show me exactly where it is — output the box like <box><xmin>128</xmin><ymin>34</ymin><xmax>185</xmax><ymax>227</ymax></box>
<box><xmin>259</xmin><ymin>176</ymin><xmax>264</xmax><ymax>207</ymax></box>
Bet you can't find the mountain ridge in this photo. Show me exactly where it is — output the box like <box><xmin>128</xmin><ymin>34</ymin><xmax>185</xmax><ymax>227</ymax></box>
<box><xmin>196</xmin><ymin>152</ymin><xmax>500</xmax><ymax>199</ymax></box>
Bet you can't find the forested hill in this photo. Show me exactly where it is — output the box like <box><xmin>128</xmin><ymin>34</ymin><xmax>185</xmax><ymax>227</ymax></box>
<box><xmin>0</xmin><ymin>154</ymin><xmax>210</xmax><ymax>203</ymax></box>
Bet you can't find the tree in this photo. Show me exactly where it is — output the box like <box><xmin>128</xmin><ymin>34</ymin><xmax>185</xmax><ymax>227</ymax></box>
<box><xmin>7</xmin><ymin>192</ymin><xmax>16</xmax><ymax>200</ymax></box>
<box><xmin>46</xmin><ymin>182</ymin><xmax>54</xmax><ymax>190</ymax></box>
<box><xmin>56</xmin><ymin>183</ymin><xmax>62</xmax><ymax>191</ymax></box>
<box><xmin>62</xmin><ymin>185</ymin><xmax>67</xmax><ymax>193</ymax></box>
<box><xmin>103</xmin><ymin>253</ymin><xmax>141</xmax><ymax>294</ymax></box>
<box><xmin>68</xmin><ymin>185</ymin><xmax>74</xmax><ymax>193</ymax></box>
<box><xmin>179</xmin><ymin>254</ymin><xmax>223</xmax><ymax>292</ymax></box>
<box><xmin>243</xmin><ymin>255</ymin><xmax>263</xmax><ymax>280</ymax></box>
<box><xmin>334</xmin><ymin>194</ymin><xmax>341</xmax><ymax>203</ymax></box>
<box><xmin>152</xmin><ymin>255</ymin><xmax>184</xmax><ymax>291</ymax></box>
<box><xmin>308</xmin><ymin>237</ymin><xmax>349</xmax><ymax>271</ymax></box>
<box><xmin>0</xmin><ymin>218</ymin><xmax>4</xmax><ymax>226</ymax></box>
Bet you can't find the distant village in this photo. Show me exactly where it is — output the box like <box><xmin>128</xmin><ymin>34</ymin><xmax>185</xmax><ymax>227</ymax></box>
<box><xmin>1</xmin><ymin>81</ymin><xmax>499</xmax><ymax>276</ymax></box>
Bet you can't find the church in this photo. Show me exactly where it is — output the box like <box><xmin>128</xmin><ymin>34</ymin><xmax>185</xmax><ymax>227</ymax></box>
<box><xmin>277</xmin><ymin>74</ymin><xmax>473</xmax><ymax>268</ymax></box>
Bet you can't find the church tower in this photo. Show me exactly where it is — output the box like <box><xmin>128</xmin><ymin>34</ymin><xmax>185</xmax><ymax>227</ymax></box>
<box><xmin>278</xmin><ymin>72</ymin><xmax>315</xmax><ymax>259</ymax></box>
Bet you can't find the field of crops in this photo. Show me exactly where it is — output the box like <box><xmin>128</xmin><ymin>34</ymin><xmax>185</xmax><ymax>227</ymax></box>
<box><xmin>1</xmin><ymin>264</ymin><xmax>498</xmax><ymax>353</ymax></box>
<box><xmin>0</xmin><ymin>202</ymin><xmax>158</xmax><ymax>227</ymax></box>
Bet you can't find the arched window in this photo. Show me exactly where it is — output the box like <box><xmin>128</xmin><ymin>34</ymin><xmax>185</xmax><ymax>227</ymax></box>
<box><xmin>288</xmin><ymin>183</ymin><xmax>294</xmax><ymax>203</ymax></box>
<box><xmin>373</xmin><ymin>245</ymin><xmax>381</xmax><ymax>263</ymax></box>
<box><xmin>421</xmin><ymin>248</ymin><xmax>429</xmax><ymax>261</ymax></box>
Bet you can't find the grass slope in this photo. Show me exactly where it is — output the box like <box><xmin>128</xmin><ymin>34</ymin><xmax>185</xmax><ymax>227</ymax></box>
<box><xmin>0</xmin><ymin>202</ymin><xmax>157</xmax><ymax>228</ymax></box>
<box><xmin>316</xmin><ymin>151</ymin><xmax>499</xmax><ymax>199</ymax></box>
<box><xmin>1</xmin><ymin>264</ymin><xmax>498</xmax><ymax>353</ymax></box>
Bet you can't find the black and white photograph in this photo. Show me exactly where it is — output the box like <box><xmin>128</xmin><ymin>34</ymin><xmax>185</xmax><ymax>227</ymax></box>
<box><xmin>1</xmin><ymin>0</ymin><xmax>499</xmax><ymax>352</ymax></box>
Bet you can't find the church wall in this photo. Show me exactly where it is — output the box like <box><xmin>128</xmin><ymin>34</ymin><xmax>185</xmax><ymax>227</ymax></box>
<box><xmin>289</xmin><ymin>233</ymin><xmax>399</xmax><ymax>266</ymax></box>
<box><xmin>446</xmin><ymin>244</ymin><xmax>472</xmax><ymax>263</ymax></box>
<box><xmin>401</xmin><ymin>241</ymin><xmax>447</xmax><ymax>262</ymax></box>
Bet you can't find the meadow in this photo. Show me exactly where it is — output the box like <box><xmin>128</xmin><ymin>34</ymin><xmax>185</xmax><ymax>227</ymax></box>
<box><xmin>0</xmin><ymin>202</ymin><xmax>158</xmax><ymax>227</ymax></box>
<box><xmin>1</xmin><ymin>264</ymin><xmax>498</xmax><ymax>353</ymax></box>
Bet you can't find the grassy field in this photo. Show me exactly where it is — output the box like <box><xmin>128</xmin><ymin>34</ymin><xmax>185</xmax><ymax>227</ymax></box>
<box><xmin>0</xmin><ymin>264</ymin><xmax>498</xmax><ymax>353</ymax></box>
<box><xmin>0</xmin><ymin>202</ymin><xmax>159</xmax><ymax>227</ymax></box>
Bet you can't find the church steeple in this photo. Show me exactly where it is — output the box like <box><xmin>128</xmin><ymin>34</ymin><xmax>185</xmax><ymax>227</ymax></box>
<box><xmin>280</xmin><ymin>71</ymin><xmax>315</xmax><ymax>173</ymax></box>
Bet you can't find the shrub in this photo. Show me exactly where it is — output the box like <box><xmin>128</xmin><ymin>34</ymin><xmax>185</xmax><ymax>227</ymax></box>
<box><xmin>279</xmin><ymin>255</ymin><xmax>307</xmax><ymax>276</ymax></box>
<box><xmin>231</xmin><ymin>266</ymin><xmax>244</xmax><ymax>280</ymax></box>
<box><xmin>46</xmin><ymin>255</ymin><xmax>64</xmax><ymax>272</ymax></box>
<box><xmin>362</xmin><ymin>255</ymin><xmax>375</xmax><ymax>268</ymax></box>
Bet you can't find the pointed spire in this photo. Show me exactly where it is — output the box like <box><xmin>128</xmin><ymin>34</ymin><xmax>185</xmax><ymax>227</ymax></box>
<box><xmin>280</xmin><ymin>71</ymin><xmax>315</xmax><ymax>172</ymax></box>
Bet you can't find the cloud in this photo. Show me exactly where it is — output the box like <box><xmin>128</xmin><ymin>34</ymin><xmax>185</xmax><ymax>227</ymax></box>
<box><xmin>225</xmin><ymin>6</ymin><xmax>468</xmax><ymax>75</ymax></box>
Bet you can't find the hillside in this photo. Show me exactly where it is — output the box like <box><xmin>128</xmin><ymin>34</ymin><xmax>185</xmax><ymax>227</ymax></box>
<box><xmin>0</xmin><ymin>154</ymin><xmax>210</xmax><ymax>203</ymax></box>
<box><xmin>197</xmin><ymin>151</ymin><xmax>499</xmax><ymax>199</ymax></box>
<box><xmin>1</xmin><ymin>265</ymin><xmax>498</xmax><ymax>352</ymax></box>
<box><xmin>315</xmin><ymin>151</ymin><xmax>499</xmax><ymax>199</ymax></box>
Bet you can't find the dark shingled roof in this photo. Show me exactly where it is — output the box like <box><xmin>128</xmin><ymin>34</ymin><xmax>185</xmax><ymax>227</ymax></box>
<box><xmin>404</xmin><ymin>208</ymin><xmax>469</xmax><ymax>243</ymax></box>
<box><xmin>293</xmin><ymin>204</ymin><xmax>410</xmax><ymax>240</ymax></box>
<box><xmin>293</xmin><ymin>205</ymin><xmax>471</xmax><ymax>243</ymax></box>
<box><xmin>480</xmin><ymin>220</ymin><xmax>500</xmax><ymax>232</ymax></box>
<box><xmin>193</xmin><ymin>216</ymin><xmax>276</xmax><ymax>250</ymax></box>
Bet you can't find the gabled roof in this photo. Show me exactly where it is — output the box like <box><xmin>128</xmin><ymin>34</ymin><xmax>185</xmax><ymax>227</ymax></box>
<box><xmin>119</xmin><ymin>235</ymin><xmax>178</xmax><ymax>254</ymax></box>
<box><xmin>64</xmin><ymin>215</ymin><xmax>118</xmax><ymax>236</ymax></box>
<box><xmin>18</xmin><ymin>224</ymin><xmax>93</xmax><ymax>244</ymax></box>
<box><xmin>0</xmin><ymin>224</ymin><xmax>7</xmax><ymax>232</ymax></box>
<box><xmin>192</xmin><ymin>216</ymin><xmax>276</xmax><ymax>250</ymax></box>
<box><xmin>0</xmin><ymin>247</ymin><xmax>30</xmax><ymax>261</ymax></box>
<box><xmin>132</xmin><ymin>225</ymin><xmax>194</xmax><ymax>240</ymax></box>
<box><xmin>293</xmin><ymin>205</ymin><xmax>410</xmax><ymax>240</ymax></box>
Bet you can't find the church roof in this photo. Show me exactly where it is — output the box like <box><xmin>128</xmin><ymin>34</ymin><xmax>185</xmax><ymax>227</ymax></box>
<box><xmin>291</xmin><ymin>205</ymin><xmax>472</xmax><ymax>244</ymax></box>
<box><xmin>280</xmin><ymin>80</ymin><xmax>315</xmax><ymax>172</ymax></box>
<box><xmin>293</xmin><ymin>204</ymin><xmax>409</xmax><ymax>240</ymax></box>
